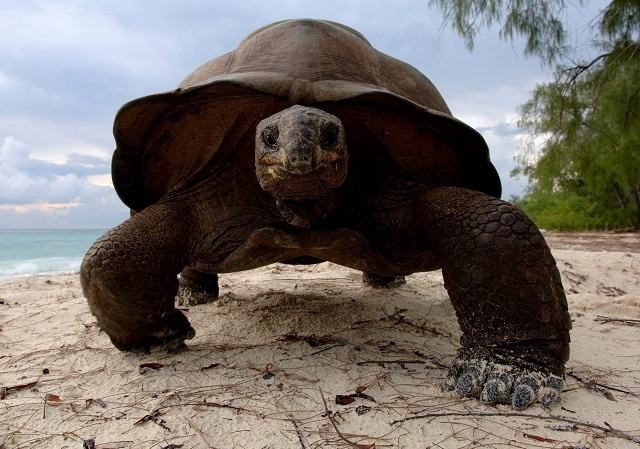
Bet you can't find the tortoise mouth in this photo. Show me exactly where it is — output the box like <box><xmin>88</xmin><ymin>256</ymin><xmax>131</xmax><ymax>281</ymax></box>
<box><xmin>256</xmin><ymin>160</ymin><xmax>347</xmax><ymax>201</ymax></box>
<box><xmin>270</xmin><ymin>163</ymin><xmax>346</xmax><ymax>181</ymax></box>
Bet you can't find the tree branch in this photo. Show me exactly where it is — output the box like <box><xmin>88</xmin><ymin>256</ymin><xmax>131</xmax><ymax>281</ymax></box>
<box><xmin>562</xmin><ymin>52</ymin><xmax>612</xmax><ymax>84</ymax></box>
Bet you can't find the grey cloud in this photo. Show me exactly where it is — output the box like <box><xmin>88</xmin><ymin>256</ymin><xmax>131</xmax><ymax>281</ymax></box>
<box><xmin>2</xmin><ymin>0</ymin><xmax>585</xmax><ymax>227</ymax></box>
<box><xmin>0</xmin><ymin>137</ymin><xmax>116</xmax><ymax>208</ymax></box>
<box><xmin>0</xmin><ymin>136</ymin><xmax>128</xmax><ymax>228</ymax></box>
<box><xmin>0</xmin><ymin>138</ymin><xmax>110</xmax><ymax>180</ymax></box>
<box><xmin>477</xmin><ymin>121</ymin><xmax>521</xmax><ymax>137</ymax></box>
<box><xmin>0</xmin><ymin>194</ymin><xmax>128</xmax><ymax>229</ymax></box>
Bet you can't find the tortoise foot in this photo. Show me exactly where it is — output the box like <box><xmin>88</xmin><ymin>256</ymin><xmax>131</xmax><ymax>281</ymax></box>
<box><xmin>444</xmin><ymin>356</ymin><xmax>564</xmax><ymax>410</ymax></box>
<box><xmin>177</xmin><ymin>287</ymin><xmax>219</xmax><ymax>306</ymax></box>
<box><xmin>177</xmin><ymin>269</ymin><xmax>219</xmax><ymax>306</ymax></box>
<box><xmin>111</xmin><ymin>309</ymin><xmax>196</xmax><ymax>353</ymax></box>
<box><xmin>362</xmin><ymin>272</ymin><xmax>406</xmax><ymax>288</ymax></box>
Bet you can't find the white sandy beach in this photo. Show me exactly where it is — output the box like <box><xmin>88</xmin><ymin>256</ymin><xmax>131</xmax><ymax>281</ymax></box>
<box><xmin>1</xmin><ymin>232</ymin><xmax>639</xmax><ymax>448</ymax></box>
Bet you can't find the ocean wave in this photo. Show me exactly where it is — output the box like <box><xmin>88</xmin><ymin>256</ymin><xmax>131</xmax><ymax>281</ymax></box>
<box><xmin>0</xmin><ymin>257</ymin><xmax>83</xmax><ymax>279</ymax></box>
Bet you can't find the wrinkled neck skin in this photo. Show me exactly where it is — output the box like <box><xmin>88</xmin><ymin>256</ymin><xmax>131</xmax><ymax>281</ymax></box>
<box><xmin>274</xmin><ymin>187</ymin><xmax>343</xmax><ymax>228</ymax></box>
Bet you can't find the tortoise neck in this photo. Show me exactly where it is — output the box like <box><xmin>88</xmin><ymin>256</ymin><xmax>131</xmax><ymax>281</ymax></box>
<box><xmin>275</xmin><ymin>188</ymin><xmax>343</xmax><ymax>228</ymax></box>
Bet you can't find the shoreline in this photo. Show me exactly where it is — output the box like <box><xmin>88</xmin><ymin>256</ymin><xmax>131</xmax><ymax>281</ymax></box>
<box><xmin>1</xmin><ymin>242</ymin><xmax>639</xmax><ymax>448</ymax></box>
<box><xmin>1</xmin><ymin>230</ymin><xmax>638</xmax><ymax>281</ymax></box>
<box><xmin>0</xmin><ymin>269</ymin><xmax>82</xmax><ymax>282</ymax></box>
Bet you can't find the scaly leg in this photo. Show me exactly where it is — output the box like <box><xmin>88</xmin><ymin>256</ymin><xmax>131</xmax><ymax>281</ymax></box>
<box><xmin>414</xmin><ymin>187</ymin><xmax>571</xmax><ymax>409</ymax></box>
<box><xmin>81</xmin><ymin>203</ymin><xmax>196</xmax><ymax>351</ymax></box>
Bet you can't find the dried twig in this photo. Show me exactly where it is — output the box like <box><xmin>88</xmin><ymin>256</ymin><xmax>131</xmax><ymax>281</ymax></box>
<box><xmin>288</xmin><ymin>414</ymin><xmax>306</xmax><ymax>449</ymax></box>
<box><xmin>390</xmin><ymin>412</ymin><xmax>640</xmax><ymax>443</ymax></box>
<box><xmin>166</xmin><ymin>400</ymin><xmax>248</xmax><ymax>415</ymax></box>
<box><xmin>1</xmin><ymin>381</ymin><xmax>38</xmax><ymax>399</ymax></box>
<box><xmin>356</xmin><ymin>360</ymin><xmax>426</xmax><ymax>366</ymax></box>
<box><xmin>319</xmin><ymin>388</ymin><xmax>374</xmax><ymax>449</ymax></box>
<box><xmin>310</xmin><ymin>343</ymin><xmax>345</xmax><ymax>356</ymax></box>
<box><xmin>567</xmin><ymin>370</ymin><xmax>636</xmax><ymax>397</ymax></box>
<box><xmin>595</xmin><ymin>315</ymin><xmax>640</xmax><ymax>327</ymax></box>
<box><xmin>134</xmin><ymin>409</ymin><xmax>171</xmax><ymax>431</ymax></box>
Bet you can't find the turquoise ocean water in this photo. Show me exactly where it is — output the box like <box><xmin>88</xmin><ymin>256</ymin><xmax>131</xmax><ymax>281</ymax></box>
<box><xmin>0</xmin><ymin>229</ymin><xmax>107</xmax><ymax>279</ymax></box>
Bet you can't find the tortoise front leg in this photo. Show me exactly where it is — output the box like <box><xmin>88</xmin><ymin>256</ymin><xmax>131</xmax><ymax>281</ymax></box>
<box><xmin>415</xmin><ymin>187</ymin><xmax>571</xmax><ymax>409</ymax></box>
<box><xmin>81</xmin><ymin>203</ymin><xmax>196</xmax><ymax>351</ymax></box>
<box><xmin>129</xmin><ymin>210</ymin><xmax>220</xmax><ymax>306</ymax></box>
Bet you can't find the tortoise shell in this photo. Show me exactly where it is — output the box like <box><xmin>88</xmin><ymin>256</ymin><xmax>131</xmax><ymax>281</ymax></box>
<box><xmin>112</xmin><ymin>19</ymin><xmax>501</xmax><ymax>212</ymax></box>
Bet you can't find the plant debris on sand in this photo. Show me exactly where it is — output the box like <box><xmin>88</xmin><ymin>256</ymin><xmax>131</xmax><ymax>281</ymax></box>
<box><xmin>0</xmin><ymin>233</ymin><xmax>639</xmax><ymax>448</ymax></box>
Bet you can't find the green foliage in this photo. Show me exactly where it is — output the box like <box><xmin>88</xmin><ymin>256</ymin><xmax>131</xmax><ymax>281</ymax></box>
<box><xmin>601</xmin><ymin>0</ymin><xmax>640</xmax><ymax>42</ymax></box>
<box><xmin>431</xmin><ymin>0</ymin><xmax>640</xmax><ymax>229</ymax></box>
<box><xmin>512</xmin><ymin>190</ymin><xmax>618</xmax><ymax>230</ymax></box>
<box><xmin>428</xmin><ymin>0</ymin><xmax>578</xmax><ymax>64</ymax></box>
<box><xmin>517</xmin><ymin>42</ymin><xmax>640</xmax><ymax>229</ymax></box>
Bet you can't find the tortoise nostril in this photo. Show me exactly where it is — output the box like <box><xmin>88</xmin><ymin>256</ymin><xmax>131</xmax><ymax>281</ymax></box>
<box><xmin>290</xmin><ymin>155</ymin><xmax>310</xmax><ymax>163</ymax></box>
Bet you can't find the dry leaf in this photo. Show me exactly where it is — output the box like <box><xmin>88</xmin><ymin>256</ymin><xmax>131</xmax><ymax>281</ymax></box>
<box><xmin>139</xmin><ymin>363</ymin><xmax>164</xmax><ymax>370</ymax></box>
<box><xmin>45</xmin><ymin>393</ymin><xmax>62</xmax><ymax>403</ymax></box>
<box><xmin>335</xmin><ymin>395</ymin><xmax>356</xmax><ymax>405</ymax></box>
<box><xmin>201</xmin><ymin>363</ymin><xmax>220</xmax><ymax>370</ymax></box>
<box><xmin>357</xmin><ymin>392</ymin><xmax>376</xmax><ymax>403</ymax></box>
<box><xmin>586</xmin><ymin>382</ymin><xmax>617</xmax><ymax>401</ymax></box>
<box><xmin>86</xmin><ymin>398</ymin><xmax>107</xmax><ymax>408</ymax></box>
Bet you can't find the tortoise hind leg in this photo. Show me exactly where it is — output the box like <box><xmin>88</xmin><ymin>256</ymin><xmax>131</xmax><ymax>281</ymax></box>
<box><xmin>415</xmin><ymin>186</ymin><xmax>571</xmax><ymax>409</ymax></box>
<box><xmin>362</xmin><ymin>272</ymin><xmax>406</xmax><ymax>288</ymax></box>
<box><xmin>178</xmin><ymin>268</ymin><xmax>220</xmax><ymax>306</ymax></box>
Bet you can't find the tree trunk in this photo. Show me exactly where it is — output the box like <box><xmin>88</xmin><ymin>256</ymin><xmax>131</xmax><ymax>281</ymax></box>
<box><xmin>611</xmin><ymin>182</ymin><xmax>627</xmax><ymax>208</ymax></box>
<box><xmin>631</xmin><ymin>189</ymin><xmax>640</xmax><ymax>229</ymax></box>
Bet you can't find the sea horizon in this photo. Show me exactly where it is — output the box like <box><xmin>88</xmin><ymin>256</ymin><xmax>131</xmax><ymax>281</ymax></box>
<box><xmin>0</xmin><ymin>229</ymin><xmax>107</xmax><ymax>279</ymax></box>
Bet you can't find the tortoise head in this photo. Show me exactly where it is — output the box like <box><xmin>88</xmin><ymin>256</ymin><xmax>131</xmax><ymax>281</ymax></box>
<box><xmin>255</xmin><ymin>105</ymin><xmax>348</xmax><ymax>227</ymax></box>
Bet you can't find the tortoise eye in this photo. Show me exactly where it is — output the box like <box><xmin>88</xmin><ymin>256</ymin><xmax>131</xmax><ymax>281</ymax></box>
<box><xmin>262</xmin><ymin>128</ymin><xmax>279</xmax><ymax>148</ymax></box>
<box><xmin>323</xmin><ymin>125</ymin><xmax>339</xmax><ymax>148</ymax></box>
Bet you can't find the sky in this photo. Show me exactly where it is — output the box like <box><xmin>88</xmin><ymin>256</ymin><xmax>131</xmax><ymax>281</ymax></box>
<box><xmin>0</xmin><ymin>0</ymin><xmax>603</xmax><ymax>229</ymax></box>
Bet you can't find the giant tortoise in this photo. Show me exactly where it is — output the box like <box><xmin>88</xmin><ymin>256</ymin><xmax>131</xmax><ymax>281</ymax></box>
<box><xmin>81</xmin><ymin>19</ymin><xmax>571</xmax><ymax>409</ymax></box>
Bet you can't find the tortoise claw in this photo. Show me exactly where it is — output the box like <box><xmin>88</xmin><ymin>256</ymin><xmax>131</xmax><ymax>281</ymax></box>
<box><xmin>511</xmin><ymin>372</ymin><xmax>542</xmax><ymax>409</ymax></box>
<box><xmin>445</xmin><ymin>357</ymin><xmax>564</xmax><ymax>410</ymax></box>
<box><xmin>540</xmin><ymin>375</ymin><xmax>565</xmax><ymax>408</ymax></box>
<box><xmin>480</xmin><ymin>371</ymin><xmax>514</xmax><ymax>404</ymax></box>
<box><xmin>452</xmin><ymin>359</ymin><xmax>486</xmax><ymax>398</ymax></box>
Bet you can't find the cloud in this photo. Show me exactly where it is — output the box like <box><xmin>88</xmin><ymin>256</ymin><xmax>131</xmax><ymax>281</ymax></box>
<box><xmin>0</xmin><ymin>136</ymin><xmax>127</xmax><ymax>228</ymax></box>
<box><xmin>0</xmin><ymin>138</ymin><xmax>109</xmax><ymax>179</ymax></box>
<box><xmin>0</xmin><ymin>0</ymin><xmax>572</xmax><ymax>227</ymax></box>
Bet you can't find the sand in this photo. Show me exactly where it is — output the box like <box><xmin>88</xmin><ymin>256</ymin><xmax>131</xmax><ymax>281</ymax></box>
<box><xmin>1</xmin><ymin>232</ymin><xmax>639</xmax><ymax>448</ymax></box>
